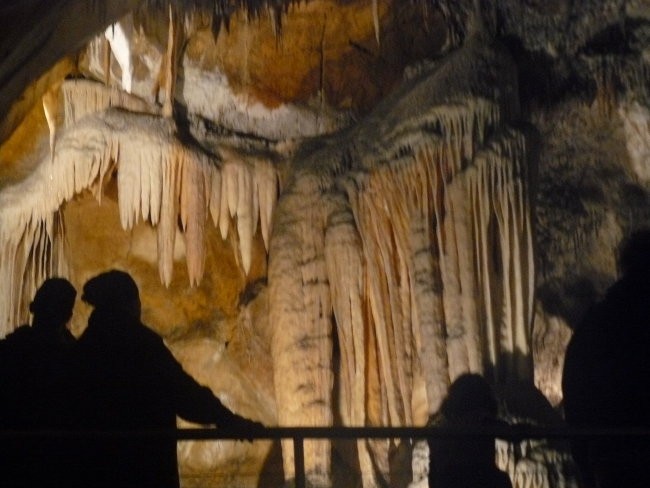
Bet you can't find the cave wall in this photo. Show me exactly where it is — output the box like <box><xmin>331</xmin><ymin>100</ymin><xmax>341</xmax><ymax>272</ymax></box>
<box><xmin>1</xmin><ymin>1</ymin><xmax>650</xmax><ymax>488</ymax></box>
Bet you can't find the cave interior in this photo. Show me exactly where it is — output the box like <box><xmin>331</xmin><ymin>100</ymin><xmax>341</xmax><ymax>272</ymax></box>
<box><xmin>1</xmin><ymin>0</ymin><xmax>649</xmax><ymax>487</ymax></box>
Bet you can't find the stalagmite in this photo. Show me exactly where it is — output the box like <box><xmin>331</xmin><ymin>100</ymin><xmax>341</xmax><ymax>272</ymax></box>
<box><xmin>269</xmin><ymin>171</ymin><xmax>334</xmax><ymax>487</ymax></box>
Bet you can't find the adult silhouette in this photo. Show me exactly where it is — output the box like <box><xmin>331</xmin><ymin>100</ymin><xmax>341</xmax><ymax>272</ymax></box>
<box><xmin>562</xmin><ymin>229</ymin><xmax>650</xmax><ymax>488</ymax></box>
<box><xmin>0</xmin><ymin>277</ymin><xmax>77</xmax><ymax>488</ymax></box>
<box><xmin>427</xmin><ymin>373</ymin><xmax>512</xmax><ymax>488</ymax></box>
<box><xmin>71</xmin><ymin>269</ymin><xmax>264</xmax><ymax>488</ymax></box>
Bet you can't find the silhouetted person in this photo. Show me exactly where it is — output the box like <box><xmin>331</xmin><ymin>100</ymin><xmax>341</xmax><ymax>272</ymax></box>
<box><xmin>562</xmin><ymin>229</ymin><xmax>650</xmax><ymax>488</ymax></box>
<box><xmin>428</xmin><ymin>373</ymin><xmax>512</xmax><ymax>488</ymax></box>
<box><xmin>0</xmin><ymin>277</ymin><xmax>77</xmax><ymax>488</ymax></box>
<box><xmin>70</xmin><ymin>269</ymin><xmax>264</xmax><ymax>488</ymax></box>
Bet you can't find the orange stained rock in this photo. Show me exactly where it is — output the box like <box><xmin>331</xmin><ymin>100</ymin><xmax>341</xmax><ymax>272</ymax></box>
<box><xmin>184</xmin><ymin>0</ymin><xmax>446</xmax><ymax>113</ymax></box>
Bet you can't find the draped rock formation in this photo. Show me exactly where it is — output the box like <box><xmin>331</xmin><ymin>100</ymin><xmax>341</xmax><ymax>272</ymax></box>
<box><xmin>1</xmin><ymin>1</ymin><xmax>649</xmax><ymax>488</ymax></box>
<box><xmin>0</xmin><ymin>14</ymin><xmax>538</xmax><ymax>486</ymax></box>
<box><xmin>0</xmin><ymin>78</ymin><xmax>280</xmax><ymax>333</ymax></box>
<box><xmin>268</xmin><ymin>24</ymin><xmax>534</xmax><ymax>487</ymax></box>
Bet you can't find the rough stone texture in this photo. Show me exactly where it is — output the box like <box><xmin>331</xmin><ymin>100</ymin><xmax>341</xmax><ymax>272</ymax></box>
<box><xmin>531</xmin><ymin>98</ymin><xmax>650</xmax><ymax>414</ymax></box>
<box><xmin>1</xmin><ymin>1</ymin><xmax>650</xmax><ymax>487</ymax></box>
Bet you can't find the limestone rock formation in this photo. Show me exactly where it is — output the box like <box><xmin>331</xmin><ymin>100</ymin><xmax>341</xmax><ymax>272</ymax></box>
<box><xmin>1</xmin><ymin>1</ymin><xmax>649</xmax><ymax>487</ymax></box>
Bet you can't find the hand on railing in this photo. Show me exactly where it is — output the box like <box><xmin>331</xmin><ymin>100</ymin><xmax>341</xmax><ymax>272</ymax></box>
<box><xmin>220</xmin><ymin>415</ymin><xmax>266</xmax><ymax>442</ymax></box>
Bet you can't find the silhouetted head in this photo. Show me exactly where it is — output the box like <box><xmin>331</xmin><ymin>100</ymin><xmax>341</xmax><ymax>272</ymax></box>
<box><xmin>29</xmin><ymin>277</ymin><xmax>76</xmax><ymax>328</ymax></box>
<box><xmin>619</xmin><ymin>229</ymin><xmax>650</xmax><ymax>279</ymax></box>
<box><xmin>82</xmin><ymin>270</ymin><xmax>141</xmax><ymax>319</ymax></box>
<box><xmin>441</xmin><ymin>373</ymin><xmax>498</xmax><ymax>420</ymax></box>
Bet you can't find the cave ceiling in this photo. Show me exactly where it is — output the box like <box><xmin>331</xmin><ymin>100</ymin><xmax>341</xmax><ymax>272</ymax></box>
<box><xmin>2</xmin><ymin>0</ymin><xmax>649</xmax><ymax>132</ymax></box>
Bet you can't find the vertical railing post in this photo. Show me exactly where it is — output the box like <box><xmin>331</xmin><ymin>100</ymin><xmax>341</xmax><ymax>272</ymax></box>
<box><xmin>293</xmin><ymin>435</ymin><xmax>305</xmax><ymax>488</ymax></box>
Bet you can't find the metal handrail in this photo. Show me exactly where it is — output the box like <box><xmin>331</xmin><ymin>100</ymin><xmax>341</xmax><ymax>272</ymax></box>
<box><xmin>3</xmin><ymin>425</ymin><xmax>650</xmax><ymax>488</ymax></box>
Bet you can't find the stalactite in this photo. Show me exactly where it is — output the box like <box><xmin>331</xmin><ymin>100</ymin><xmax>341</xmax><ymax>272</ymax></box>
<box><xmin>363</xmin><ymin>163</ymin><xmax>417</xmax><ymax>426</ymax></box>
<box><xmin>62</xmin><ymin>79</ymin><xmax>157</xmax><ymax>127</ymax></box>
<box><xmin>0</xmin><ymin>114</ymin><xmax>114</xmax><ymax>334</ymax></box>
<box><xmin>218</xmin><ymin>162</ymin><xmax>232</xmax><ymax>240</ymax></box>
<box><xmin>323</xmin><ymin>190</ymin><xmax>377</xmax><ymax>488</ymax></box>
<box><xmin>356</xmin><ymin>182</ymin><xmax>406</xmax><ymax>427</ymax></box>
<box><xmin>0</xmin><ymin>105</ymin><xmax>281</xmax><ymax>333</ymax></box>
<box><xmin>474</xmin><ymin>130</ymin><xmax>533</xmax><ymax>379</ymax></box>
<box><xmin>372</xmin><ymin>0</ymin><xmax>380</xmax><ymax>46</ymax></box>
<box><xmin>326</xmin><ymin>102</ymin><xmax>526</xmax><ymax>485</ymax></box>
<box><xmin>42</xmin><ymin>88</ymin><xmax>58</xmax><ymax>161</ymax></box>
<box><xmin>440</xmin><ymin>175</ymin><xmax>470</xmax><ymax>380</ymax></box>
<box><xmin>346</xmin><ymin>126</ymin><xmax>531</xmax><ymax>486</ymax></box>
<box><xmin>157</xmin><ymin>149</ymin><xmax>179</xmax><ymax>286</ymax></box>
<box><xmin>77</xmin><ymin>110</ymin><xmax>278</xmax><ymax>285</ymax></box>
<box><xmin>237</xmin><ymin>163</ymin><xmax>254</xmax><ymax>274</ymax></box>
<box><xmin>225</xmin><ymin>161</ymin><xmax>239</xmax><ymax>221</ymax></box>
<box><xmin>450</xmin><ymin>175</ymin><xmax>483</xmax><ymax>373</ymax></box>
<box><xmin>267</xmin><ymin>26</ymin><xmax>533</xmax><ymax>486</ymax></box>
<box><xmin>256</xmin><ymin>158</ymin><xmax>277</xmax><ymax>250</ymax></box>
<box><xmin>208</xmin><ymin>166</ymin><xmax>222</xmax><ymax>229</ymax></box>
<box><xmin>162</xmin><ymin>3</ymin><xmax>179</xmax><ymax>119</ymax></box>
<box><xmin>409</xmin><ymin>157</ymin><xmax>448</xmax><ymax>413</ymax></box>
<box><xmin>6</xmin><ymin>23</ymin><xmax>510</xmax><ymax>486</ymax></box>
<box><xmin>103</xmin><ymin>34</ymin><xmax>111</xmax><ymax>87</ymax></box>
<box><xmin>104</xmin><ymin>19</ymin><xmax>134</xmax><ymax>94</ymax></box>
<box><xmin>336</xmin><ymin>100</ymin><xmax>531</xmax><ymax>422</ymax></box>
<box><xmin>179</xmin><ymin>151</ymin><xmax>209</xmax><ymax>286</ymax></box>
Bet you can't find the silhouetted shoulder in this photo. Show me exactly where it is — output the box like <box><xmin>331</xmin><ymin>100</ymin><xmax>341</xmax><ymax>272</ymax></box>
<box><xmin>562</xmin><ymin>229</ymin><xmax>650</xmax><ymax>488</ymax></box>
<box><xmin>1</xmin><ymin>324</ymin><xmax>32</xmax><ymax>345</ymax></box>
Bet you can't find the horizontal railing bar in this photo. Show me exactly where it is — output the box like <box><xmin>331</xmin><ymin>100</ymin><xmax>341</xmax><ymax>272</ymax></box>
<box><xmin>3</xmin><ymin>425</ymin><xmax>650</xmax><ymax>441</ymax></box>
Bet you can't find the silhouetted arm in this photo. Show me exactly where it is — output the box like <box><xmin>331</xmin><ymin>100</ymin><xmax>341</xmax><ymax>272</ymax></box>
<box><xmin>154</xmin><ymin>337</ymin><xmax>262</xmax><ymax>433</ymax></box>
<box><xmin>154</xmin><ymin>345</ymin><xmax>229</xmax><ymax>424</ymax></box>
<box><xmin>170</xmin><ymin>356</ymin><xmax>266</xmax><ymax>438</ymax></box>
<box><xmin>172</xmin><ymin>365</ymin><xmax>242</xmax><ymax>426</ymax></box>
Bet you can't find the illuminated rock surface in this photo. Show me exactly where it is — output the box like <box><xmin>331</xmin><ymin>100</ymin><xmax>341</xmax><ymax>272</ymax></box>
<box><xmin>1</xmin><ymin>1</ymin><xmax>649</xmax><ymax>487</ymax></box>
